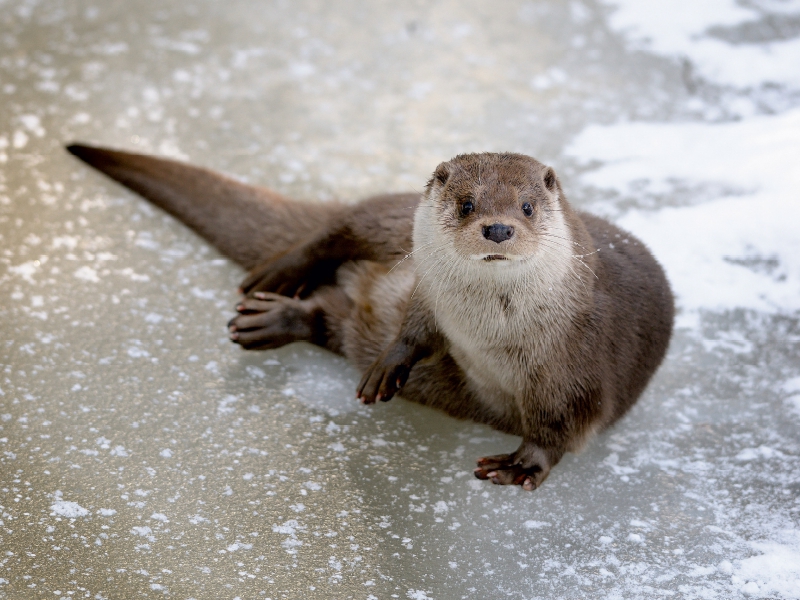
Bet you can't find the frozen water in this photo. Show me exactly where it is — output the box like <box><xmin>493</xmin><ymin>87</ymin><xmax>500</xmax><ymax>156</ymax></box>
<box><xmin>0</xmin><ymin>0</ymin><xmax>798</xmax><ymax>599</ymax></box>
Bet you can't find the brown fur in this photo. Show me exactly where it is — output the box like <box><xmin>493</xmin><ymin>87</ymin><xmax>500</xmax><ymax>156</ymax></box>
<box><xmin>67</xmin><ymin>145</ymin><xmax>674</xmax><ymax>491</ymax></box>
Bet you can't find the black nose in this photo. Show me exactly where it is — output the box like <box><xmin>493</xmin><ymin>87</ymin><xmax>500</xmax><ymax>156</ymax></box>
<box><xmin>482</xmin><ymin>223</ymin><xmax>515</xmax><ymax>243</ymax></box>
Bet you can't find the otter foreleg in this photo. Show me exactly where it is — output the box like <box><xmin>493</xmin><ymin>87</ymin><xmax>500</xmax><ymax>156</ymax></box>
<box><xmin>474</xmin><ymin>443</ymin><xmax>564</xmax><ymax>491</ymax></box>
<box><xmin>355</xmin><ymin>295</ymin><xmax>446</xmax><ymax>404</ymax></box>
<box><xmin>474</xmin><ymin>384</ymin><xmax>601</xmax><ymax>490</ymax></box>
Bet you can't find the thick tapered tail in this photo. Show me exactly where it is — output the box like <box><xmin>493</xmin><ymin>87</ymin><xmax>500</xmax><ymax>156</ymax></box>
<box><xmin>66</xmin><ymin>144</ymin><xmax>339</xmax><ymax>269</ymax></box>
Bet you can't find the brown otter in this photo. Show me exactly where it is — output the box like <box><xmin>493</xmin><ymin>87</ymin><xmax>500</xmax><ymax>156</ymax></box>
<box><xmin>66</xmin><ymin>144</ymin><xmax>674</xmax><ymax>491</ymax></box>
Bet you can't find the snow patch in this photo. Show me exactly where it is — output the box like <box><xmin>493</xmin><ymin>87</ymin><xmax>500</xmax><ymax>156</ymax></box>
<box><xmin>604</xmin><ymin>0</ymin><xmax>800</xmax><ymax>88</ymax></box>
<box><xmin>74</xmin><ymin>266</ymin><xmax>100</xmax><ymax>282</ymax></box>
<box><xmin>734</xmin><ymin>541</ymin><xmax>800</xmax><ymax>598</ymax></box>
<box><xmin>51</xmin><ymin>500</ymin><xmax>89</xmax><ymax>518</ymax></box>
<box><xmin>566</xmin><ymin>108</ymin><xmax>800</xmax><ymax>314</ymax></box>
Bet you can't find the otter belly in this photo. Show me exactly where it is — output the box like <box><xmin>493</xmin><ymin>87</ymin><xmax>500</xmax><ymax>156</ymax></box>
<box><xmin>337</xmin><ymin>260</ymin><xmax>417</xmax><ymax>371</ymax></box>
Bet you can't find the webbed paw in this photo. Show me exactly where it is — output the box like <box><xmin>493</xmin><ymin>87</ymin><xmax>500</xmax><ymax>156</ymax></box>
<box><xmin>356</xmin><ymin>342</ymin><xmax>417</xmax><ymax>404</ymax></box>
<box><xmin>228</xmin><ymin>292</ymin><xmax>314</xmax><ymax>350</ymax></box>
<box><xmin>473</xmin><ymin>444</ymin><xmax>555</xmax><ymax>491</ymax></box>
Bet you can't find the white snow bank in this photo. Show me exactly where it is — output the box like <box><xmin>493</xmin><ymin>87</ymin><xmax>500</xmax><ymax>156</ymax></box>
<box><xmin>604</xmin><ymin>0</ymin><xmax>800</xmax><ymax>88</ymax></box>
<box><xmin>567</xmin><ymin>108</ymin><xmax>800</xmax><ymax>314</ymax></box>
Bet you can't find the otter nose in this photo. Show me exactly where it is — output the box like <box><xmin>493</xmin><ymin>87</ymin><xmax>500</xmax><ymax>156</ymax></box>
<box><xmin>482</xmin><ymin>223</ymin><xmax>515</xmax><ymax>243</ymax></box>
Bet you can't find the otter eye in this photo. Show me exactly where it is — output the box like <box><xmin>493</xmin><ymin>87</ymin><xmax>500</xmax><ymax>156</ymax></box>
<box><xmin>460</xmin><ymin>200</ymin><xmax>474</xmax><ymax>216</ymax></box>
<box><xmin>522</xmin><ymin>202</ymin><xmax>533</xmax><ymax>217</ymax></box>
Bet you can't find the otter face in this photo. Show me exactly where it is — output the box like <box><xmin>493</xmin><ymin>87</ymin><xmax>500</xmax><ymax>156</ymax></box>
<box><xmin>414</xmin><ymin>153</ymin><xmax>566</xmax><ymax>266</ymax></box>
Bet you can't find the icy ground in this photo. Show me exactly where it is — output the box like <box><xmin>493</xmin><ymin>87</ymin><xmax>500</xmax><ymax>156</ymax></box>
<box><xmin>1</xmin><ymin>0</ymin><xmax>799</xmax><ymax>598</ymax></box>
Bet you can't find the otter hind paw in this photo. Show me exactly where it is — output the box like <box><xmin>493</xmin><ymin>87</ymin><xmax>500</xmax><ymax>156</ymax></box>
<box><xmin>228</xmin><ymin>293</ymin><xmax>313</xmax><ymax>350</ymax></box>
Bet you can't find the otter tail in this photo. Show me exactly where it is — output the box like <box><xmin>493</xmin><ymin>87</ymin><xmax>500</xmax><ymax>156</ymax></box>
<box><xmin>66</xmin><ymin>144</ymin><xmax>339</xmax><ymax>270</ymax></box>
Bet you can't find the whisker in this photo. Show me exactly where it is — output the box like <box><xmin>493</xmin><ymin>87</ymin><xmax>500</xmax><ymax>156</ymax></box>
<box><xmin>411</xmin><ymin>242</ymin><xmax>451</xmax><ymax>275</ymax></box>
<box><xmin>389</xmin><ymin>240</ymin><xmax>439</xmax><ymax>273</ymax></box>
<box><xmin>434</xmin><ymin>259</ymin><xmax>459</xmax><ymax>324</ymax></box>
<box><xmin>572</xmin><ymin>249</ymin><xmax>600</xmax><ymax>260</ymax></box>
<box><xmin>573</xmin><ymin>256</ymin><xmax>599</xmax><ymax>279</ymax></box>
<box><xmin>408</xmin><ymin>241</ymin><xmax>452</xmax><ymax>284</ymax></box>
<box><xmin>411</xmin><ymin>258</ymin><xmax>445</xmax><ymax>299</ymax></box>
<box><xmin>539</xmin><ymin>232</ymin><xmax>589</xmax><ymax>251</ymax></box>
<box><xmin>536</xmin><ymin>238</ymin><xmax>574</xmax><ymax>253</ymax></box>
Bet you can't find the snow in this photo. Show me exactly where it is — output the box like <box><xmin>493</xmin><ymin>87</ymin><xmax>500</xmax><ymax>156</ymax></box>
<box><xmin>734</xmin><ymin>541</ymin><xmax>800</xmax><ymax>597</ymax></box>
<box><xmin>604</xmin><ymin>0</ymin><xmax>800</xmax><ymax>87</ymax></box>
<box><xmin>567</xmin><ymin>109</ymin><xmax>800</xmax><ymax>313</ymax></box>
<box><xmin>74</xmin><ymin>266</ymin><xmax>100</xmax><ymax>282</ymax></box>
<box><xmin>50</xmin><ymin>500</ymin><xmax>89</xmax><ymax>518</ymax></box>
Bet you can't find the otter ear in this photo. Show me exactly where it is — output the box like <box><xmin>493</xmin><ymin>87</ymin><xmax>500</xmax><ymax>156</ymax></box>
<box><xmin>543</xmin><ymin>167</ymin><xmax>558</xmax><ymax>192</ymax></box>
<box><xmin>433</xmin><ymin>163</ymin><xmax>450</xmax><ymax>186</ymax></box>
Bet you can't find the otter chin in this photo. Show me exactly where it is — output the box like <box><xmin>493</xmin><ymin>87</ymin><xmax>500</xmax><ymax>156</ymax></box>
<box><xmin>67</xmin><ymin>145</ymin><xmax>674</xmax><ymax>493</ymax></box>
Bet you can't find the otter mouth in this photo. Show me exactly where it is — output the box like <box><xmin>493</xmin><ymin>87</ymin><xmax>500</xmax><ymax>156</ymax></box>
<box><xmin>469</xmin><ymin>253</ymin><xmax>517</xmax><ymax>262</ymax></box>
<box><xmin>469</xmin><ymin>253</ymin><xmax>528</xmax><ymax>262</ymax></box>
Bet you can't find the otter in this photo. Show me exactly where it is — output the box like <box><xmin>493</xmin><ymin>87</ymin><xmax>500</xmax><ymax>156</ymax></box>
<box><xmin>66</xmin><ymin>144</ymin><xmax>674</xmax><ymax>491</ymax></box>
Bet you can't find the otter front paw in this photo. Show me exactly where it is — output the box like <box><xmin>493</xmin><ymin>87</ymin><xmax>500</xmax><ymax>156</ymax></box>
<box><xmin>356</xmin><ymin>342</ymin><xmax>416</xmax><ymax>404</ymax></box>
<box><xmin>473</xmin><ymin>444</ymin><xmax>555</xmax><ymax>491</ymax></box>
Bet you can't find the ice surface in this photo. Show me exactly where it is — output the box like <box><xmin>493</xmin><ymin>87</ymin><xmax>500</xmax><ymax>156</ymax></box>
<box><xmin>1</xmin><ymin>0</ymin><xmax>798</xmax><ymax>598</ymax></box>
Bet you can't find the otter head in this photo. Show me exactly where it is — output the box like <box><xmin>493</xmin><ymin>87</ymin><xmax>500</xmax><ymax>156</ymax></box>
<box><xmin>413</xmin><ymin>153</ymin><xmax>568</xmax><ymax>269</ymax></box>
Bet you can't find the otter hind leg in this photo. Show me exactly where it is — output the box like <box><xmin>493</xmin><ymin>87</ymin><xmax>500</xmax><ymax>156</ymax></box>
<box><xmin>228</xmin><ymin>287</ymin><xmax>352</xmax><ymax>353</ymax></box>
